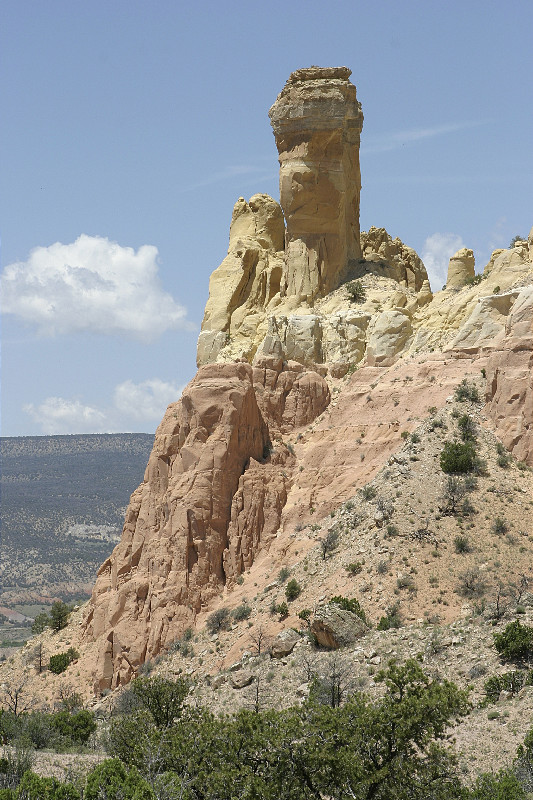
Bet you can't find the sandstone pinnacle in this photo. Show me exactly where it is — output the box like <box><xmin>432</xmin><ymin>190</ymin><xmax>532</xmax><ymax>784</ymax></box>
<box><xmin>269</xmin><ymin>66</ymin><xmax>364</xmax><ymax>303</ymax></box>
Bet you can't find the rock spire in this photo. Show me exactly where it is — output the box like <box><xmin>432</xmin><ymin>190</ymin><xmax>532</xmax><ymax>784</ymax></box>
<box><xmin>269</xmin><ymin>66</ymin><xmax>364</xmax><ymax>303</ymax></box>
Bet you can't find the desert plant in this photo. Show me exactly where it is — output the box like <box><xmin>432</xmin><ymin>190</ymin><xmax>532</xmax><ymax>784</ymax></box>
<box><xmin>440</xmin><ymin>440</ymin><xmax>477</xmax><ymax>474</ymax></box>
<box><xmin>48</xmin><ymin>647</ymin><xmax>79</xmax><ymax>675</ymax></box>
<box><xmin>285</xmin><ymin>579</ymin><xmax>302</xmax><ymax>601</ymax></box>
<box><xmin>492</xmin><ymin>516</ymin><xmax>508</xmax><ymax>535</ymax></box>
<box><xmin>330</xmin><ymin>596</ymin><xmax>368</xmax><ymax>625</ymax></box>
<box><xmin>275</xmin><ymin>602</ymin><xmax>289</xmax><ymax>620</ymax></box>
<box><xmin>484</xmin><ymin>671</ymin><xmax>526</xmax><ymax>703</ymax></box>
<box><xmin>457</xmin><ymin>568</ymin><xmax>486</xmax><ymax>598</ymax></box>
<box><xmin>49</xmin><ymin>601</ymin><xmax>71</xmax><ymax>632</ymax></box>
<box><xmin>454</xmin><ymin>379</ymin><xmax>480</xmax><ymax>403</ymax></box>
<box><xmin>206</xmin><ymin>607</ymin><xmax>231</xmax><ymax>634</ymax></box>
<box><xmin>377</xmin><ymin>602</ymin><xmax>402</xmax><ymax>630</ymax></box>
<box><xmin>464</xmin><ymin>274</ymin><xmax>483</xmax><ymax>286</ymax></box>
<box><xmin>320</xmin><ymin>528</ymin><xmax>340</xmax><ymax>560</ymax></box>
<box><xmin>454</xmin><ymin>535</ymin><xmax>471</xmax><ymax>554</ymax></box>
<box><xmin>457</xmin><ymin>413</ymin><xmax>476</xmax><ymax>442</ymax></box>
<box><xmin>232</xmin><ymin>603</ymin><xmax>252</xmax><ymax>622</ymax></box>
<box><xmin>345</xmin><ymin>562</ymin><xmax>363</xmax><ymax>576</ymax></box>
<box><xmin>277</xmin><ymin>566</ymin><xmax>290</xmax><ymax>583</ymax></box>
<box><xmin>346</xmin><ymin>280</ymin><xmax>366</xmax><ymax>303</ymax></box>
<box><xmin>360</xmin><ymin>485</ymin><xmax>377</xmax><ymax>501</ymax></box>
<box><xmin>494</xmin><ymin>620</ymin><xmax>533</xmax><ymax>662</ymax></box>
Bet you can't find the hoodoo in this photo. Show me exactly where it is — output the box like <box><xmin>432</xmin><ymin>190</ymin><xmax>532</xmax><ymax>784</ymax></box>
<box><xmin>269</xmin><ymin>66</ymin><xmax>364</xmax><ymax>302</ymax></box>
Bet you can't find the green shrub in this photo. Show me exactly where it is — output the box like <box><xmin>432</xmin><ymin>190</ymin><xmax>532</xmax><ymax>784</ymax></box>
<box><xmin>285</xmin><ymin>579</ymin><xmax>302</xmax><ymax>601</ymax></box>
<box><xmin>85</xmin><ymin>759</ymin><xmax>153</xmax><ymax>800</ymax></box>
<box><xmin>48</xmin><ymin>647</ymin><xmax>79</xmax><ymax>675</ymax></box>
<box><xmin>232</xmin><ymin>603</ymin><xmax>252</xmax><ymax>622</ymax></box>
<box><xmin>206</xmin><ymin>607</ymin><xmax>231</xmax><ymax>634</ymax></box>
<box><xmin>440</xmin><ymin>440</ymin><xmax>477</xmax><ymax>474</ymax></box>
<box><xmin>454</xmin><ymin>535</ymin><xmax>471</xmax><ymax>554</ymax></box>
<box><xmin>16</xmin><ymin>772</ymin><xmax>80</xmax><ymax>800</ymax></box>
<box><xmin>464</xmin><ymin>274</ymin><xmax>483</xmax><ymax>286</ymax></box>
<box><xmin>51</xmin><ymin>709</ymin><xmax>97</xmax><ymax>744</ymax></box>
<box><xmin>492</xmin><ymin>517</ymin><xmax>508</xmax><ymax>535</ymax></box>
<box><xmin>345</xmin><ymin>562</ymin><xmax>363</xmax><ymax>575</ymax></box>
<box><xmin>457</xmin><ymin>414</ymin><xmax>476</xmax><ymax>442</ymax></box>
<box><xmin>330</xmin><ymin>596</ymin><xmax>368</xmax><ymax>625</ymax></box>
<box><xmin>277</xmin><ymin>566</ymin><xmax>290</xmax><ymax>583</ymax></box>
<box><xmin>346</xmin><ymin>280</ymin><xmax>366</xmax><ymax>303</ymax></box>
<box><xmin>49</xmin><ymin>601</ymin><xmax>71</xmax><ymax>632</ymax></box>
<box><xmin>275</xmin><ymin>602</ymin><xmax>289</xmax><ymax>619</ymax></box>
<box><xmin>360</xmin><ymin>485</ymin><xmax>377</xmax><ymax>500</ymax></box>
<box><xmin>494</xmin><ymin>621</ymin><xmax>533</xmax><ymax>661</ymax></box>
<box><xmin>31</xmin><ymin>612</ymin><xmax>51</xmax><ymax>635</ymax></box>
<box><xmin>377</xmin><ymin>602</ymin><xmax>402</xmax><ymax>631</ymax></box>
<box><xmin>454</xmin><ymin>379</ymin><xmax>480</xmax><ymax>403</ymax></box>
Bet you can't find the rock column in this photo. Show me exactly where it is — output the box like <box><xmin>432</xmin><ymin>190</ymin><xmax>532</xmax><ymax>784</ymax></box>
<box><xmin>269</xmin><ymin>66</ymin><xmax>364</xmax><ymax>304</ymax></box>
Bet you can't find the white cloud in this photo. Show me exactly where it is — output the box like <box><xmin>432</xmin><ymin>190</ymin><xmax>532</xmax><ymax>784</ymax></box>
<box><xmin>23</xmin><ymin>397</ymin><xmax>108</xmax><ymax>435</ymax></box>
<box><xmin>361</xmin><ymin>121</ymin><xmax>485</xmax><ymax>155</ymax></box>
<box><xmin>421</xmin><ymin>233</ymin><xmax>465</xmax><ymax>292</ymax></box>
<box><xmin>24</xmin><ymin>378</ymin><xmax>184</xmax><ymax>434</ymax></box>
<box><xmin>1</xmin><ymin>234</ymin><xmax>192</xmax><ymax>341</ymax></box>
<box><xmin>113</xmin><ymin>378</ymin><xmax>183</xmax><ymax>421</ymax></box>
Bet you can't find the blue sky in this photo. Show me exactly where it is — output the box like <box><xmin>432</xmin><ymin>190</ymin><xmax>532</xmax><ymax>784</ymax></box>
<box><xmin>1</xmin><ymin>0</ymin><xmax>532</xmax><ymax>436</ymax></box>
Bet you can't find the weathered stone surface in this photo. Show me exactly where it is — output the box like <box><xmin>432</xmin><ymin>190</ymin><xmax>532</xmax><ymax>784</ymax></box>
<box><xmin>310</xmin><ymin>604</ymin><xmax>369</xmax><ymax>649</ymax></box>
<box><xmin>230</xmin><ymin>670</ymin><xmax>255</xmax><ymax>689</ymax></box>
<box><xmin>366</xmin><ymin>310</ymin><xmax>413</xmax><ymax>365</ymax></box>
<box><xmin>449</xmin><ymin>290</ymin><xmax>521</xmax><ymax>352</ymax></box>
<box><xmin>270</xmin><ymin>628</ymin><xmax>301</xmax><ymax>658</ymax></box>
<box><xmin>446</xmin><ymin>248</ymin><xmax>475</xmax><ymax>289</ymax></box>
<box><xmin>197</xmin><ymin>193</ymin><xmax>285</xmax><ymax>366</ymax></box>
<box><xmin>82</xmin><ymin>360</ymin><xmax>329</xmax><ymax>690</ymax></box>
<box><xmin>269</xmin><ymin>66</ymin><xmax>363</xmax><ymax>303</ymax></box>
<box><xmin>360</xmin><ymin>227</ymin><xmax>428</xmax><ymax>292</ymax></box>
<box><xmin>484</xmin><ymin>285</ymin><xmax>533</xmax><ymax>465</ymax></box>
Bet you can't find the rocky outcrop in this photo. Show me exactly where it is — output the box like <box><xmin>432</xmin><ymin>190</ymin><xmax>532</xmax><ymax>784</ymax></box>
<box><xmin>366</xmin><ymin>310</ymin><xmax>413</xmax><ymax>366</ymax></box>
<box><xmin>269</xmin><ymin>66</ymin><xmax>364</xmax><ymax>303</ymax></box>
<box><xmin>310</xmin><ymin>604</ymin><xmax>369</xmax><ymax>649</ymax></box>
<box><xmin>197</xmin><ymin>194</ymin><xmax>285</xmax><ymax>366</ymax></box>
<box><xmin>484</xmin><ymin>285</ymin><xmax>533</xmax><ymax>464</ymax></box>
<box><xmin>82</xmin><ymin>360</ymin><xmax>329</xmax><ymax>690</ymax></box>
<box><xmin>446</xmin><ymin>248</ymin><xmax>475</xmax><ymax>289</ymax></box>
<box><xmin>360</xmin><ymin>227</ymin><xmax>428</xmax><ymax>292</ymax></box>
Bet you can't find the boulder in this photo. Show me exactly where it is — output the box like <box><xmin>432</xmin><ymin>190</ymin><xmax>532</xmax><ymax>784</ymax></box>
<box><xmin>270</xmin><ymin>629</ymin><xmax>301</xmax><ymax>658</ymax></box>
<box><xmin>230</xmin><ymin>670</ymin><xmax>255</xmax><ymax>689</ymax></box>
<box><xmin>310</xmin><ymin>604</ymin><xmax>369</xmax><ymax>649</ymax></box>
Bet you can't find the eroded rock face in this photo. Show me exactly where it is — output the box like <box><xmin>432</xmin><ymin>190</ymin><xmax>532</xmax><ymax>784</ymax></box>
<box><xmin>446</xmin><ymin>248</ymin><xmax>475</xmax><ymax>289</ymax></box>
<box><xmin>360</xmin><ymin>227</ymin><xmax>428</xmax><ymax>292</ymax></box>
<box><xmin>197</xmin><ymin>194</ymin><xmax>285</xmax><ymax>366</ymax></box>
<box><xmin>484</xmin><ymin>285</ymin><xmax>533</xmax><ymax>464</ymax></box>
<box><xmin>269</xmin><ymin>66</ymin><xmax>364</xmax><ymax>303</ymax></box>
<box><xmin>82</xmin><ymin>360</ymin><xmax>330</xmax><ymax>690</ymax></box>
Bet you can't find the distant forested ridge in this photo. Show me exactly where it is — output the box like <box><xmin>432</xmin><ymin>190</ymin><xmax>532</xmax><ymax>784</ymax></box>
<box><xmin>0</xmin><ymin>433</ymin><xmax>153</xmax><ymax>606</ymax></box>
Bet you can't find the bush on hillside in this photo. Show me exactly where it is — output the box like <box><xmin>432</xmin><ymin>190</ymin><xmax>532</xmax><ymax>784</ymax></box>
<box><xmin>494</xmin><ymin>621</ymin><xmax>533</xmax><ymax>662</ymax></box>
<box><xmin>440</xmin><ymin>441</ymin><xmax>477</xmax><ymax>474</ymax></box>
